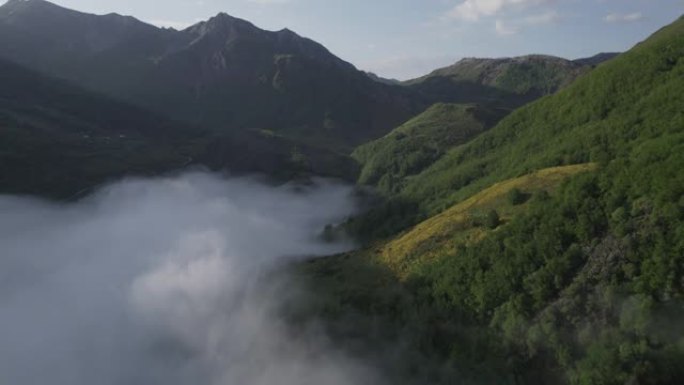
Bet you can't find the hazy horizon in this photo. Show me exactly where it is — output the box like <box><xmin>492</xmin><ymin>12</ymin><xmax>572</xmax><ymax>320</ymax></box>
<box><xmin>1</xmin><ymin>0</ymin><xmax>681</xmax><ymax>79</ymax></box>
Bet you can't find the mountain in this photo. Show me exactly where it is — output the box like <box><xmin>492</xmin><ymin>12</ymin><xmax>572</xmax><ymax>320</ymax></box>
<box><xmin>0</xmin><ymin>57</ymin><xmax>196</xmax><ymax>198</ymax></box>
<box><xmin>405</xmin><ymin>55</ymin><xmax>590</xmax><ymax>108</ymax></box>
<box><xmin>573</xmin><ymin>52</ymin><xmax>621</xmax><ymax>67</ymax></box>
<box><xmin>353</xmin><ymin>103</ymin><xmax>507</xmax><ymax>193</ymax></box>
<box><xmin>304</xmin><ymin>15</ymin><xmax>684</xmax><ymax>385</ymax></box>
<box><xmin>365</xmin><ymin>71</ymin><xmax>402</xmax><ymax>85</ymax></box>
<box><xmin>0</xmin><ymin>1</ymin><xmax>604</xmax><ymax>153</ymax></box>
<box><xmin>0</xmin><ymin>0</ymin><xmax>420</xmax><ymax>151</ymax></box>
<box><xmin>0</xmin><ymin>0</ymin><xmax>605</xmax><ymax>199</ymax></box>
<box><xmin>366</xmin><ymin>18</ymin><xmax>683</xmax><ymax>236</ymax></box>
<box><xmin>0</xmin><ymin>57</ymin><xmax>359</xmax><ymax>198</ymax></box>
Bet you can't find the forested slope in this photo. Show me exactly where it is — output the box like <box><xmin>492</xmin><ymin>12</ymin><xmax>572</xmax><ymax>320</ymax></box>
<box><xmin>294</xmin><ymin>15</ymin><xmax>684</xmax><ymax>385</ymax></box>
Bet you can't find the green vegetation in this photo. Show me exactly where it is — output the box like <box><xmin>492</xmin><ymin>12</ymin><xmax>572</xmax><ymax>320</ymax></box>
<box><xmin>1</xmin><ymin>2</ymin><xmax>682</xmax><ymax>383</ymax></box>
<box><xmin>293</xmin><ymin>16</ymin><xmax>684</xmax><ymax>385</ymax></box>
<box><xmin>406</xmin><ymin>55</ymin><xmax>589</xmax><ymax>108</ymax></box>
<box><xmin>371</xmin><ymin>164</ymin><xmax>595</xmax><ymax>277</ymax></box>
<box><xmin>294</xmin><ymin>165</ymin><xmax>598</xmax><ymax>385</ymax></box>
<box><xmin>353</xmin><ymin>103</ymin><xmax>507</xmax><ymax>194</ymax></box>
<box><xmin>352</xmin><ymin>15</ymin><xmax>684</xmax><ymax>240</ymax></box>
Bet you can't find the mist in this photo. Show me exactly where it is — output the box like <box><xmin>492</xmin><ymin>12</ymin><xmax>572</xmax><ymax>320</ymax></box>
<box><xmin>0</xmin><ymin>172</ymin><xmax>383</xmax><ymax>385</ymax></box>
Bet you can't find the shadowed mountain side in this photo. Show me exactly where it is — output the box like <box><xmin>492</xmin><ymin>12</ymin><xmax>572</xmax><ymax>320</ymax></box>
<box><xmin>0</xmin><ymin>0</ymin><xmax>422</xmax><ymax>151</ymax></box>
<box><xmin>353</xmin><ymin>103</ymin><xmax>508</xmax><ymax>193</ymax></box>
<box><xmin>0</xmin><ymin>58</ymin><xmax>358</xmax><ymax>198</ymax></box>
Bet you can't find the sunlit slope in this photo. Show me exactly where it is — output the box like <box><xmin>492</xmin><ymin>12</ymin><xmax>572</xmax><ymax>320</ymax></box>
<box><xmin>297</xmin><ymin>16</ymin><xmax>684</xmax><ymax>385</ymax></box>
<box><xmin>405</xmin><ymin>55</ymin><xmax>590</xmax><ymax>109</ymax></box>
<box><xmin>353</xmin><ymin>16</ymin><xmax>684</xmax><ymax>239</ymax></box>
<box><xmin>294</xmin><ymin>164</ymin><xmax>600</xmax><ymax>385</ymax></box>
<box><xmin>377</xmin><ymin>164</ymin><xmax>596</xmax><ymax>276</ymax></box>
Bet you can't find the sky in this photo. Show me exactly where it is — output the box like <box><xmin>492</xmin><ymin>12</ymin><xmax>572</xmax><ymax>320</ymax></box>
<box><xmin>3</xmin><ymin>0</ymin><xmax>683</xmax><ymax>79</ymax></box>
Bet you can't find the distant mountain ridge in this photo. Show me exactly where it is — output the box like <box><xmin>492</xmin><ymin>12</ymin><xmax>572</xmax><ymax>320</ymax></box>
<box><xmin>0</xmin><ymin>0</ymin><xmax>420</xmax><ymax>150</ymax></box>
<box><xmin>405</xmin><ymin>54</ymin><xmax>591</xmax><ymax>108</ymax></box>
<box><xmin>0</xmin><ymin>0</ymin><xmax>619</xmax><ymax>200</ymax></box>
<box><xmin>0</xmin><ymin>0</ymin><xmax>604</xmax><ymax>152</ymax></box>
<box><xmin>573</xmin><ymin>52</ymin><xmax>620</xmax><ymax>66</ymax></box>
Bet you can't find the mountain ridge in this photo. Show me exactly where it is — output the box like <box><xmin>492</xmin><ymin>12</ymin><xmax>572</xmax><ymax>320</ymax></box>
<box><xmin>301</xmin><ymin>14</ymin><xmax>684</xmax><ymax>385</ymax></box>
<box><xmin>405</xmin><ymin>54</ymin><xmax>589</xmax><ymax>108</ymax></box>
<box><xmin>0</xmin><ymin>0</ymin><xmax>421</xmax><ymax>150</ymax></box>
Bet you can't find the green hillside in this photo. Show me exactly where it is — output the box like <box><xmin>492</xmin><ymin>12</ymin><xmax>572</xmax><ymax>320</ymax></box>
<box><xmin>406</xmin><ymin>55</ymin><xmax>589</xmax><ymax>108</ymax></box>
<box><xmin>354</xmin><ymin>15</ymin><xmax>684</xmax><ymax>239</ymax></box>
<box><xmin>352</xmin><ymin>103</ymin><xmax>507</xmax><ymax>194</ymax></box>
<box><xmin>295</xmin><ymin>15</ymin><xmax>684</xmax><ymax>385</ymax></box>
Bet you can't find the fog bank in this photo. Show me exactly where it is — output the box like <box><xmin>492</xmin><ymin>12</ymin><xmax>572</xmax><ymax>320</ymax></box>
<box><xmin>0</xmin><ymin>172</ymin><xmax>382</xmax><ymax>385</ymax></box>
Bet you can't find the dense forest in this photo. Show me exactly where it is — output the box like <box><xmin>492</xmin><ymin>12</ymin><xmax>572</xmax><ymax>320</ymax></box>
<box><xmin>293</xmin><ymin>15</ymin><xmax>684</xmax><ymax>385</ymax></box>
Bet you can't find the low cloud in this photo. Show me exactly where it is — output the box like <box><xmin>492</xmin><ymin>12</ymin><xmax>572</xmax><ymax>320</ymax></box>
<box><xmin>446</xmin><ymin>0</ymin><xmax>552</xmax><ymax>21</ymax></box>
<box><xmin>604</xmin><ymin>12</ymin><xmax>644</xmax><ymax>23</ymax></box>
<box><xmin>495</xmin><ymin>19</ymin><xmax>519</xmax><ymax>35</ymax></box>
<box><xmin>0</xmin><ymin>172</ymin><xmax>382</xmax><ymax>385</ymax></box>
<box><xmin>494</xmin><ymin>10</ymin><xmax>559</xmax><ymax>36</ymax></box>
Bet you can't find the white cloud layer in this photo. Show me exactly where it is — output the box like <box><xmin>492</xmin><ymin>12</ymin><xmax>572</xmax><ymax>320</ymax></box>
<box><xmin>0</xmin><ymin>172</ymin><xmax>382</xmax><ymax>385</ymax></box>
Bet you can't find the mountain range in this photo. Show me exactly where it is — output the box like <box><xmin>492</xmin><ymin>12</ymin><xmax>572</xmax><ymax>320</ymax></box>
<box><xmin>1</xmin><ymin>1</ymin><xmax>682</xmax><ymax>384</ymax></box>
<box><xmin>0</xmin><ymin>0</ymin><xmax>607</xmax><ymax>153</ymax></box>
<box><xmin>0</xmin><ymin>0</ymin><xmax>421</xmax><ymax>150</ymax></box>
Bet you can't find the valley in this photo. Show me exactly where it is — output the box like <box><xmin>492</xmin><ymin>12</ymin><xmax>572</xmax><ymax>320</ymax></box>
<box><xmin>0</xmin><ymin>1</ymin><xmax>682</xmax><ymax>384</ymax></box>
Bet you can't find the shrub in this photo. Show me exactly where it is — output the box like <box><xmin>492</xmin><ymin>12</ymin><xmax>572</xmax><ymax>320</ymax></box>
<box><xmin>485</xmin><ymin>210</ymin><xmax>501</xmax><ymax>229</ymax></box>
<box><xmin>507</xmin><ymin>188</ymin><xmax>528</xmax><ymax>205</ymax></box>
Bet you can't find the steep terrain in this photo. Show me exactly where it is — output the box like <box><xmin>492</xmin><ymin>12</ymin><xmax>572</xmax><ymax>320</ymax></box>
<box><xmin>0</xmin><ymin>0</ymin><xmax>420</xmax><ymax>150</ymax></box>
<box><xmin>0</xmin><ymin>1</ymin><xmax>595</xmax><ymax>152</ymax></box>
<box><xmin>353</xmin><ymin>103</ymin><xmax>507</xmax><ymax>193</ymax></box>
<box><xmin>354</xmin><ymin>17</ymin><xmax>684</xmax><ymax>238</ymax></box>
<box><xmin>406</xmin><ymin>55</ymin><xmax>589</xmax><ymax>108</ymax></box>
<box><xmin>0</xmin><ymin>58</ymin><xmax>358</xmax><ymax>198</ymax></box>
<box><xmin>2</xmin><ymin>2</ymin><xmax>681</xmax><ymax>383</ymax></box>
<box><xmin>298</xmin><ymin>15</ymin><xmax>684</xmax><ymax>385</ymax></box>
<box><xmin>0</xmin><ymin>58</ymin><xmax>196</xmax><ymax>198</ymax></box>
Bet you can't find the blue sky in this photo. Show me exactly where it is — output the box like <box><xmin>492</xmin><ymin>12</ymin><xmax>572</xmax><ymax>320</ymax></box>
<box><xmin>5</xmin><ymin>0</ymin><xmax>684</xmax><ymax>79</ymax></box>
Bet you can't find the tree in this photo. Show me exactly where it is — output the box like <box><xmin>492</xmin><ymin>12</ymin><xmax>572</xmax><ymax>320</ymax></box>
<box><xmin>485</xmin><ymin>210</ymin><xmax>501</xmax><ymax>229</ymax></box>
<box><xmin>507</xmin><ymin>188</ymin><xmax>527</xmax><ymax>205</ymax></box>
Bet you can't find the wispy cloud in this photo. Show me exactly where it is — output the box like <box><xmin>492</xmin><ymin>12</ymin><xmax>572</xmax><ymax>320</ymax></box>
<box><xmin>494</xmin><ymin>10</ymin><xmax>559</xmax><ymax>36</ymax></box>
<box><xmin>446</xmin><ymin>0</ymin><xmax>552</xmax><ymax>21</ymax></box>
<box><xmin>604</xmin><ymin>12</ymin><xmax>644</xmax><ymax>23</ymax></box>
<box><xmin>523</xmin><ymin>10</ymin><xmax>560</xmax><ymax>25</ymax></box>
<box><xmin>495</xmin><ymin>19</ymin><xmax>519</xmax><ymax>35</ymax></box>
